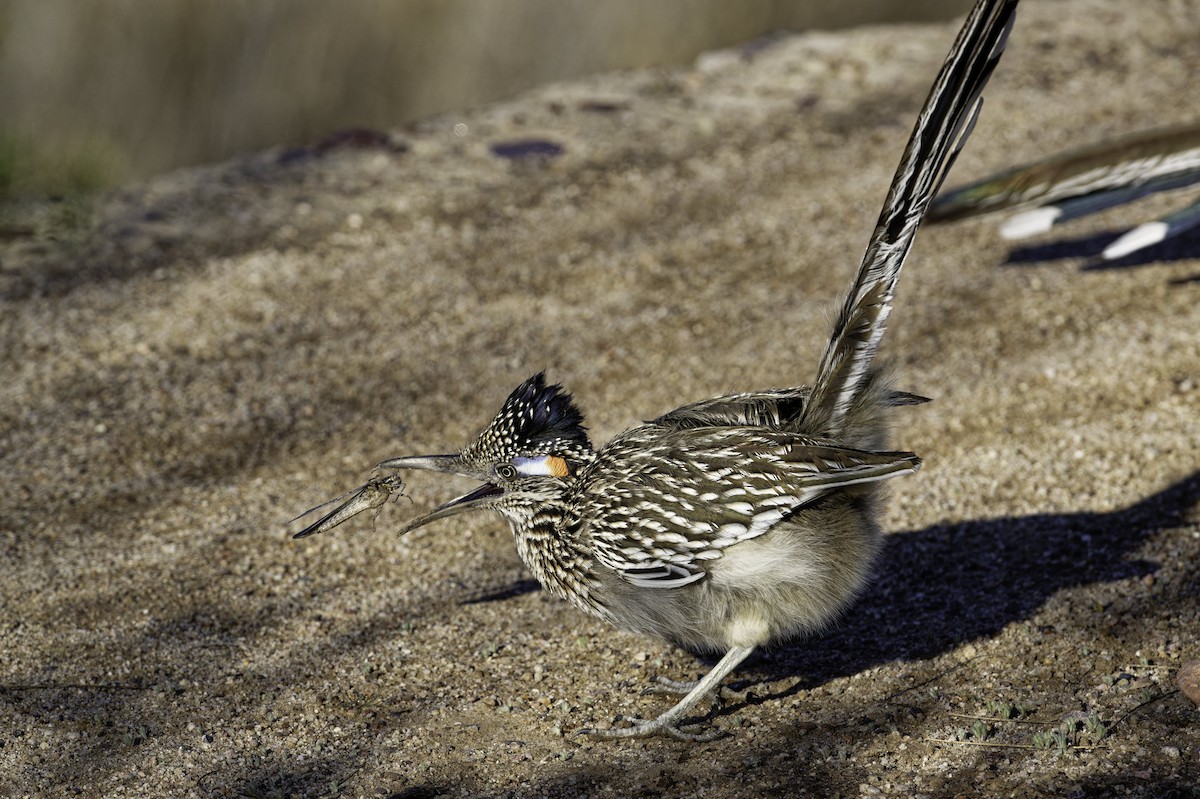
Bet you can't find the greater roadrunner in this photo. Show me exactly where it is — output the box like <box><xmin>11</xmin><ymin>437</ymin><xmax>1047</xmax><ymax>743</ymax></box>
<box><xmin>293</xmin><ymin>0</ymin><xmax>1018</xmax><ymax>740</ymax></box>
<box><xmin>930</xmin><ymin>123</ymin><xmax>1200</xmax><ymax>260</ymax></box>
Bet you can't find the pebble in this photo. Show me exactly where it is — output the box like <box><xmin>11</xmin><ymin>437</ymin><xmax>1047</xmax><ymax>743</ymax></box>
<box><xmin>1176</xmin><ymin>660</ymin><xmax>1200</xmax><ymax>707</ymax></box>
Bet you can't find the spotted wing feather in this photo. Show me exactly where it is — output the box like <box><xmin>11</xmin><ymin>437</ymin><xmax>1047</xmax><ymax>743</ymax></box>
<box><xmin>578</xmin><ymin>428</ymin><xmax>921</xmax><ymax>589</ymax></box>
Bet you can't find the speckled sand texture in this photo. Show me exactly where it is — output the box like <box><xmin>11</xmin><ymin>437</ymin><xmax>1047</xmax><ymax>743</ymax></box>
<box><xmin>1</xmin><ymin>1</ymin><xmax>1198</xmax><ymax>796</ymax></box>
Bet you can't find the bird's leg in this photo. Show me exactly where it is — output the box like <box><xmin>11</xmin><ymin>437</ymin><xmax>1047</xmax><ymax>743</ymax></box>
<box><xmin>579</xmin><ymin>645</ymin><xmax>755</xmax><ymax>741</ymax></box>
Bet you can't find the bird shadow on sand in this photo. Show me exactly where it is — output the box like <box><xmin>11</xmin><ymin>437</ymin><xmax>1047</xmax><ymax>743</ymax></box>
<box><xmin>1000</xmin><ymin>224</ymin><xmax>1200</xmax><ymax>275</ymax></box>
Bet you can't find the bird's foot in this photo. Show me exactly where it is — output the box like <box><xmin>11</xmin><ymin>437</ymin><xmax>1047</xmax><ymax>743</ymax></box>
<box><xmin>579</xmin><ymin>646</ymin><xmax>755</xmax><ymax>743</ymax></box>
<box><xmin>641</xmin><ymin>675</ymin><xmax>699</xmax><ymax>696</ymax></box>
<box><xmin>575</xmin><ymin>715</ymin><xmax>723</xmax><ymax>742</ymax></box>
<box><xmin>717</xmin><ymin>685</ymin><xmax>752</xmax><ymax>704</ymax></box>
<box><xmin>643</xmin><ymin>675</ymin><xmax>751</xmax><ymax>705</ymax></box>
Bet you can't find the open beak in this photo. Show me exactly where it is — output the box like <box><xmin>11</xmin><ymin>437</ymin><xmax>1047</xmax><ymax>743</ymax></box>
<box><xmin>378</xmin><ymin>454</ymin><xmax>501</xmax><ymax>535</ymax></box>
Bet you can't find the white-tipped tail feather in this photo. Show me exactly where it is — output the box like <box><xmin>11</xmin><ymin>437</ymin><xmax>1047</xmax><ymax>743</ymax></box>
<box><xmin>1103</xmin><ymin>221</ymin><xmax>1170</xmax><ymax>260</ymax></box>
<box><xmin>999</xmin><ymin>206</ymin><xmax>1062</xmax><ymax>239</ymax></box>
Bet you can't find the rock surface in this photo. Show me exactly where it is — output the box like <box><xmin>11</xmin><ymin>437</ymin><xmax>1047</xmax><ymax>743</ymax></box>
<box><xmin>1</xmin><ymin>1</ymin><xmax>1198</xmax><ymax>796</ymax></box>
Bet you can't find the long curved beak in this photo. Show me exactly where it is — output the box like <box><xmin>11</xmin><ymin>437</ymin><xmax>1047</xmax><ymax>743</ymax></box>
<box><xmin>377</xmin><ymin>454</ymin><xmax>481</xmax><ymax>479</ymax></box>
<box><xmin>378</xmin><ymin>454</ymin><xmax>500</xmax><ymax>535</ymax></box>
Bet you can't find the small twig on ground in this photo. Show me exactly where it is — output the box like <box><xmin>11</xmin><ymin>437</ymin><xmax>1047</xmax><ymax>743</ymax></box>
<box><xmin>1109</xmin><ymin>689</ymin><xmax>1180</xmax><ymax>733</ymax></box>
<box><xmin>925</xmin><ymin>739</ymin><xmax>1035</xmax><ymax>749</ymax></box>
<box><xmin>883</xmin><ymin>655</ymin><xmax>982</xmax><ymax>704</ymax></box>
<box><xmin>948</xmin><ymin>712</ymin><xmax>1045</xmax><ymax>725</ymax></box>
<box><xmin>926</xmin><ymin>738</ymin><xmax>1108</xmax><ymax>751</ymax></box>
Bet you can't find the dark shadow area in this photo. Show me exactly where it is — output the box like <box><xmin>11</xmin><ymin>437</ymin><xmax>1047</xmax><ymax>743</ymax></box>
<box><xmin>213</xmin><ymin>754</ymin><xmax>357</xmax><ymax>799</ymax></box>
<box><xmin>1002</xmin><ymin>224</ymin><xmax>1200</xmax><ymax>272</ymax></box>
<box><xmin>462</xmin><ymin>578</ymin><xmax>542</xmax><ymax>605</ymax></box>
<box><xmin>1075</xmin><ymin>777</ymin><xmax>1200</xmax><ymax>799</ymax></box>
<box><xmin>506</xmin><ymin>745</ymin><xmax>859</xmax><ymax>799</ymax></box>
<box><xmin>1003</xmin><ymin>229</ymin><xmax>1122</xmax><ymax>263</ymax></box>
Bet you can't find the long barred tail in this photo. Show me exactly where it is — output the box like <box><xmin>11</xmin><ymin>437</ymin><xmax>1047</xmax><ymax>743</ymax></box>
<box><xmin>802</xmin><ymin>0</ymin><xmax>1018</xmax><ymax>437</ymax></box>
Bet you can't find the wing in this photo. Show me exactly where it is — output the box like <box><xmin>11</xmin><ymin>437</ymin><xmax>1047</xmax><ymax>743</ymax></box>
<box><xmin>650</xmin><ymin>389</ymin><xmax>812</xmax><ymax>430</ymax></box>
<box><xmin>579</xmin><ymin>428</ymin><xmax>921</xmax><ymax>589</ymax></box>
<box><xmin>651</xmin><ymin>387</ymin><xmax>928</xmax><ymax>432</ymax></box>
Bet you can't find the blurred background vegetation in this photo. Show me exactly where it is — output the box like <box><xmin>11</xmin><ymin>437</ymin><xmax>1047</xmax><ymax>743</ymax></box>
<box><xmin>0</xmin><ymin>0</ymin><xmax>968</xmax><ymax>199</ymax></box>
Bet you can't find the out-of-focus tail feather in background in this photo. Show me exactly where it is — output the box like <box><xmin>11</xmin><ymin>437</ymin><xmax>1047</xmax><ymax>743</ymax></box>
<box><xmin>930</xmin><ymin>123</ymin><xmax>1200</xmax><ymax>261</ymax></box>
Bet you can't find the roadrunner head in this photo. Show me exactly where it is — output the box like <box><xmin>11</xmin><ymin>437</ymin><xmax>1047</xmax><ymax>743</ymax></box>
<box><xmin>380</xmin><ymin>373</ymin><xmax>594</xmax><ymax>533</ymax></box>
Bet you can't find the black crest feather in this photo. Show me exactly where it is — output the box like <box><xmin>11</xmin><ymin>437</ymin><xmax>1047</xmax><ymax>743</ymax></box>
<box><xmin>463</xmin><ymin>373</ymin><xmax>593</xmax><ymax>466</ymax></box>
<box><xmin>502</xmin><ymin>373</ymin><xmax>590</xmax><ymax>452</ymax></box>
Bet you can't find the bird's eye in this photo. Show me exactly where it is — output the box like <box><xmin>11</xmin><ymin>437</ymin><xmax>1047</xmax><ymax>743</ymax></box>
<box><xmin>495</xmin><ymin>463</ymin><xmax>518</xmax><ymax>481</ymax></box>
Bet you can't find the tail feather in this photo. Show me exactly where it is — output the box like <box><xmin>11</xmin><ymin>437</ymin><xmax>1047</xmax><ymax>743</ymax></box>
<box><xmin>1102</xmin><ymin>194</ymin><xmax>1200</xmax><ymax>260</ymax></box>
<box><xmin>929</xmin><ymin>123</ymin><xmax>1200</xmax><ymax>224</ymax></box>
<box><xmin>803</xmin><ymin>0</ymin><xmax>1017</xmax><ymax>437</ymax></box>
<box><xmin>997</xmin><ymin>172</ymin><xmax>1200</xmax><ymax>238</ymax></box>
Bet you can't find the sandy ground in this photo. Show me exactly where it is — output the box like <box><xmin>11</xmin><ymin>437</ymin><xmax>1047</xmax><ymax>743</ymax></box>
<box><xmin>2</xmin><ymin>1</ymin><xmax>1198</xmax><ymax>796</ymax></box>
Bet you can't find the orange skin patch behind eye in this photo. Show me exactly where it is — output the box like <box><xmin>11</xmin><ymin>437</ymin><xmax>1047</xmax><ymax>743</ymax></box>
<box><xmin>546</xmin><ymin>455</ymin><xmax>570</xmax><ymax>478</ymax></box>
